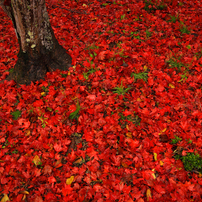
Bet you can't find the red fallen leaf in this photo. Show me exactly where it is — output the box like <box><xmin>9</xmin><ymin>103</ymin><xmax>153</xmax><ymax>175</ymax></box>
<box><xmin>45</xmin><ymin>192</ymin><xmax>57</xmax><ymax>200</ymax></box>
<box><xmin>129</xmin><ymin>139</ymin><xmax>139</xmax><ymax>149</ymax></box>
<box><xmin>69</xmin><ymin>104</ymin><xmax>77</xmax><ymax>112</ymax></box>
<box><xmin>43</xmin><ymin>165</ymin><xmax>53</xmax><ymax>175</ymax></box>
<box><xmin>141</xmin><ymin>107</ymin><xmax>150</xmax><ymax>115</ymax></box>
<box><xmin>80</xmin><ymin>86</ymin><xmax>85</xmax><ymax>91</ymax></box>
<box><xmin>131</xmin><ymin>54</ymin><xmax>138</xmax><ymax>59</ymax></box>
<box><xmin>182</xmin><ymin>150</ymin><xmax>187</xmax><ymax>156</ymax></box>
<box><xmin>18</xmin><ymin>118</ymin><xmax>30</xmax><ymax>128</ymax></box>
<box><xmin>54</xmin><ymin>143</ymin><xmax>63</xmax><ymax>152</ymax></box>
<box><xmin>137</xmin><ymin>199</ymin><xmax>144</xmax><ymax>202</ymax></box>
<box><xmin>62</xmin><ymin>185</ymin><xmax>73</xmax><ymax>197</ymax></box>
<box><xmin>123</xmin><ymin>110</ymin><xmax>132</xmax><ymax>116</ymax></box>
<box><xmin>68</xmin><ymin>150</ymin><xmax>76</xmax><ymax>162</ymax></box>
<box><xmin>34</xmin><ymin>195</ymin><xmax>43</xmax><ymax>202</ymax></box>
<box><xmin>181</xmin><ymin>121</ymin><xmax>188</xmax><ymax>130</ymax></box>
<box><xmin>154</xmin><ymin>184</ymin><xmax>166</xmax><ymax>194</ymax></box>
<box><xmin>98</xmin><ymin>51</ymin><xmax>107</xmax><ymax>60</ymax></box>
<box><xmin>156</xmin><ymin>84</ymin><xmax>164</xmax><ymax>92</ymax></box>
<box><xmin>87</xmin><ymin>95</ymin><xmax>96</xmax><ymax>100</ymax></box>
<box><xmin>83</xmin><ymin>60</ymin><xmax>91</xmax><ymax>67</ymax></box>
<box><xmin>87</xmin><ymin>108</ymin><xmax>94</xmax><ymax>114</ymax></box>
<box><xmin>1</xmin><ymin>177</ymin><xmax>8</xmax><ymax>184</ymax></box>
<box><xmin>16</xmin><ymin>194</ymin><xmax>23</xmax><ymax>201</ymax></box>
<box><xmin>33</xmin><ymin>99</ymin><xmax>44</xmax><ymax>107</ymax></box>
<box><xmin>0</xmin><ymin>167</ymin><xmax>4</xmax><ymax>173</ymax></box>
<box><xmin>22</xmin><ymin>171</ymin><xmax>31</xmax><ymax>179</ymax></box>
<box><xmin>1</xmin><ymin>0</ymin><xmax>202</xmax><ymax>200</ymax></box>
<box><xmin>187</xmin><ymin>183</ymin><xmax>195</xmax><ymax>191</ymax></box>
<box><xmin>84</xmin><ymin>130</ymin><xmax>94</xmax><ymax>142</ymax></box>
<box><xmin>48</xmin><ymin>176</ymin><xmax>56</xmax><ymax>185</ymax></box>
<box><xmin>0</xmin><ymin>137</ymin><xmax>5</xmax><ymax>143</ymax></box>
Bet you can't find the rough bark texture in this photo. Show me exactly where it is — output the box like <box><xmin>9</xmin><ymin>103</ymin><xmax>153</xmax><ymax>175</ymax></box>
<box><xmin>0</xmin><ymin>0</ymin><xmax>72</xmax><ymax>85</ymax></box>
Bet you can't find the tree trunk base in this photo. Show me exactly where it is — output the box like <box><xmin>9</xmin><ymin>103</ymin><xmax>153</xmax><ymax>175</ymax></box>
<box><xmin>6</xmin><ymin>44</ymin><xmax>72</xmax><ymax>85</ymax></box>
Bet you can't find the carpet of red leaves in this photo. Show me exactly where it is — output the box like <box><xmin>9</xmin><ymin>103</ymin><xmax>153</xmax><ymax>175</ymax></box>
<box><xmin>0</xmin><ymin>0</ymin><xmax>202</xmax><ymax>201</ymax></box>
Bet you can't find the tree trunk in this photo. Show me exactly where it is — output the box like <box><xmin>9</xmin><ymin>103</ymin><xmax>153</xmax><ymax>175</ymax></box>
<box><xmin>0</xmin><ymin>0</ymin><xmax>72</xmax><ymax>85</ymax></box>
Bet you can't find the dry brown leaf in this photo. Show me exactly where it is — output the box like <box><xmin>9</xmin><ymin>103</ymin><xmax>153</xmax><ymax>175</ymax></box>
<box><xmin>43</xmin><ymin>164</ymin><xmax>53</xmax><ymax>175</ymax></box>
<box><xmin>121</xmin><ymin>161</ymin><xmax>129</xmax><ymax>168</ymax></box>
<box><xmin>74</xmin><ymin>156</ymin><xmax>83</xmax><ymax>164</ymax></box>
<box><xmin>54</xmin><ymin>158</ymin><xmax>62</xmax><ymax>168</ymax></box>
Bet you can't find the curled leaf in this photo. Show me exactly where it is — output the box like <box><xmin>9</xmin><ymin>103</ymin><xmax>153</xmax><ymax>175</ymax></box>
<box><xmin>154</xmin><ymin>153</ymin><xmax>157</xmax><ymax>161</ymax></box>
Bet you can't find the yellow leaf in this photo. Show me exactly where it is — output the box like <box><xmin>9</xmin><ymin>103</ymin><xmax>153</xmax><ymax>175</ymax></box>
<box><xmin>66</xmin><ymin>176</ymin><xmax>74</xmax><ymax>185</ymax></box>
<box><xmin>33</xmin><ymin>155</ymin><xmax>41</xmax><ymax>166</ymax></box>
<box><xmin>152</xmin><ymin>173</ymin><xmax>156</xmax><ymax>179</ymax></box>
<box><xmin>159</xmin><ymin>128</ymin><xmax>167</xmax><ymax>135</ymax></box>
<box><xmin>169</xmin><ymin>83</ymin><xmax>175</xmax><ymax>88</ymax></box>
<box><xmin>146</xmin><ymin>189</ymin><xmax>152</xmax><ymax>201</ymax></box>
<box><xmin>160</xmin><ymin>160</ymin><xmax>164</xmax><ymax>166</ymax></box>
<box><xmin>19</xmin><ymin>191</ymin><xmax>29</xmax><ymax>195</ymax></box>
<box><xmin>1</xmin><ymin>194</ymin><xmax>10</xmax><ymax>202</ymax></box>
<box><xmin>152</xmin><ymin>169</ymin><xmax>156</xmax><ymax>179</ymax></box>
<box><xmin>83</xmin><ymin>3</ymin><xmax>87</xmax><ymax>7</ymax></box>
<box><xmin>137</xmin><ymin>98</ymin><xmax>142</xmax><ymax>102</ymax></box>
<box><xmin>143</xmin><ymin>65</ymin><xmax>147</xmax><ymax>70</ymax></box>
<box><xmin>25</xmin><ymin>130</ymin><xmax>31</xmax><ymax>136</ymax></box>
<box><xmin>126</xmin><ymin>132</ymin><xmax>132</xmax><ymax>138</ymax></box>
<box><xmin>153</xmin><ymin>153</ymin><xmax>157</xmax><ymax>161</ymax></box>
<box><xmin>126</xmin><ymin>125</ymin><xmax>130</xmax><ymax>131</ymax></box>
<box><xmin>91</xmin><ymin>18</ymin><xmax>97</xmax><ymax>21</ymax></box>
<box><xmin>41</xmin><ymin>92</ymin><xmax>46</xmax><ymax>96</ymax></box>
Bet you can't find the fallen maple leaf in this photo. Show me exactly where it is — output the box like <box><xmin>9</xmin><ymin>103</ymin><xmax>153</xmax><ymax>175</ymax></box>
<box><xmin>87</xmin><ymin>94</ymin><xmax>96</xmax><ymax>100</ymax></box>
<box><xmin>43</xmin><ymin>164</ymin><xmax>53</xmax><ymax>175</ymax></box>
<box><xmin>146</xmin><ymin>189</ymin><xmax>152</xmax><ymax>201</ymax></box>
<box><xmin>98</xmin><ymin>51</ymin><xmax>106</xmax><ymax>60</ymax></box>
<box><xmin>66</xmin><ymin>176</ymin><xmax>74</xmax><ymax>185</ymax></box>
<box><xmin>123</xmin><ymin>110</ymin><xmax>132</xmax><ymax>116</ymax></box>
<box><xmin>33</xmin><ymin>155</ymin><xmax>42</xmax><ymax>166</ymax></box>
<box><xmin>1</xmin><ymin>194</ymin><xmax>10</xmax><ymax>202</ymax></box>
<box><xmin>54</xmin><ymin>143</ymin><xmax>63</xmax><ymax>152</ymax></box>
<box><xmin>48</xmin><ymin>176</ymin><xmax>56</xmax><ymax>185</ymax></box>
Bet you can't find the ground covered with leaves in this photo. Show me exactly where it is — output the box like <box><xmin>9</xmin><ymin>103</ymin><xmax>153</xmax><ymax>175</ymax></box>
<box><xmin>0</xmin><ymin>0</ymin><xmax>202</xmax><ymax>201</ymax></box>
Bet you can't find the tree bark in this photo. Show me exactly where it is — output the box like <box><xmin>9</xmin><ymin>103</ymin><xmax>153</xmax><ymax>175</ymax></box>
<box><xmin>0</xmin><ymin>0</ymin><xmax>72</xmax><ymax>85</ymax></box>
